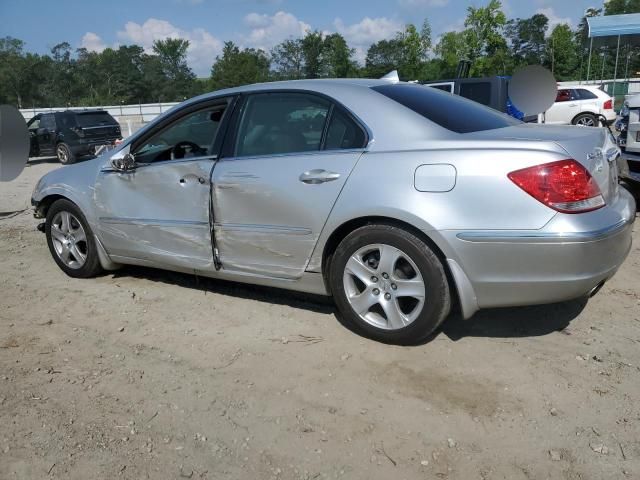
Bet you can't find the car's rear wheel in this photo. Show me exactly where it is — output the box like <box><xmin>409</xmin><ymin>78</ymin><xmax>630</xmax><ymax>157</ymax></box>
<box><xmin>330</xmin><ymin>224</ymin><xmax>451</xmax><ymax>344</ymax></box>
<box><xmin>45</xmin><ymin>199</ymin><xmax>103</xmax><ymax>278</ymax></box>
<box><xmin>572</xmin><ymin>113</ymin><xmax>598</xmax><ymax>127</ymax></box>
<box><xmin>56</xmin><ymin>142</ymin><xmax>76</xmax><ymax>165</ymax></box>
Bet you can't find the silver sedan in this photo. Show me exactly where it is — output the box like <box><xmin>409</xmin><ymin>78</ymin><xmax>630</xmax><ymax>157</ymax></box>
<box><xmin>31</xmin><ymin>79</ymin><xmax>636</xmax><ymax>344</ymax></box>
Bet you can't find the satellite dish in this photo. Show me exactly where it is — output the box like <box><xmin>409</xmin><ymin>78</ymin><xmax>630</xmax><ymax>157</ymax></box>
<box><xmin>381</xmin><ymin>70</ymin><xmax>400</xmax><ymax>83</ymax></box>
<box><xmin>509</xmin><ymin>65</ymin><xmax>557</xmax><ymax>116</ymax></box>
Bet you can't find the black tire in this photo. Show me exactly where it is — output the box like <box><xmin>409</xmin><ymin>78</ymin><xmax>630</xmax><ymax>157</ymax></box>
<box><xmin>329</xmin><ymin>224</ymin><xmax>451</xmax><ymax>345</ymax></box>
<box><xmin>572</xmin><ymin>113</ymin><xmax>598</xmax><ymax>127</ymax></box>
<box><xmin>45</xmin><ymin>199</ymin><xmax>103</xmax><ymax>278</ymax></box>
<box><xmin>56</xmin><ymin>142</ymin><xmax>76</xmax><ymax>165</ymax></box>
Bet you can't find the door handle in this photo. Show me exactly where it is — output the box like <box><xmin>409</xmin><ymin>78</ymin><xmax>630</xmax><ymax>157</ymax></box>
<box><xmin>299</xmin><ymin>169</ymin><xmax>341</xmax><ymax>184</ymax></box>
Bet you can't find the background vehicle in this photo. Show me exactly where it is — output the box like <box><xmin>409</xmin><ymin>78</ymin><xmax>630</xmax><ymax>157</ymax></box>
<box><xmin>422</xmin><ymin>76</ymin><xmax>537</xmax><ymax>122</ymax></box>
<box><xmin>31</xmin><ymin>80</ymin><xmax>635</xmax><ymax>344</ymax></box>
<box><xmin>545</xmin><ymin>86</ymin><xmax>616</xmax><ymax>127</ymax></box>
<box><xmin>615</xmin><ymin>94</ymin><xmax>640</xmax><ymax>190</ymax></box>
<box><xmin>27</xmin><ymin>110</ymin><xmax>122</xmax><ymax>164</ymax></box>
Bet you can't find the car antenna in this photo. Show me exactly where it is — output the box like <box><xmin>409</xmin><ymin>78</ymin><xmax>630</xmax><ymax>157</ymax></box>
<box><xmin>380</xmin><ymin>70</ymin><xmax>400</xmax><ymax>83</ymax></box>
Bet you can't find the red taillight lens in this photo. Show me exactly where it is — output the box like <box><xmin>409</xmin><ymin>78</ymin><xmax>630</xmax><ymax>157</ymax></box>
<box><xmin>604</xmin><ymin>99</ymin><xmax>613</xmax><ymax>110</ymax></box>
<box><xmin>508</xmin><ymin>159</ymin><xmax>605</xmax><ymax>213</ymax></box>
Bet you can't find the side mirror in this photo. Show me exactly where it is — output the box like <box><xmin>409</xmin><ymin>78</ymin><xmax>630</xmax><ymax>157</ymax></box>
<box><xmin>111</xmin><ymin>153</ymin><xmax>136</xmax><ymax>172</ymax></box>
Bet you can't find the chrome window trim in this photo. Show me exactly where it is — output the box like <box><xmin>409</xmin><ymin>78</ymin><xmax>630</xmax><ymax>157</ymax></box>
<box><xmin>218</xmin><ymin>148</ymin><xmax>365</xmax><ymax>163</ymax></box>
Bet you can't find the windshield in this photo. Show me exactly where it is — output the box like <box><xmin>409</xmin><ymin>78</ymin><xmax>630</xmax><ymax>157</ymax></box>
<box><xmin>372</xmin><ymin>83</ymin><xmax>521</xmax><ymax>134</ymax></box>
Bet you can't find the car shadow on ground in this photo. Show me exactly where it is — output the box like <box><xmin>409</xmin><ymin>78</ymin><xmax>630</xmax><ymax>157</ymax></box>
<box><xmin>112</xmin><ymin>265</ymin><xmax>335</xmax><ymax>315</ymax></box>
<box><xmin>110</xmin><ymin>265</ymin><xmax>588</xmax><ymax>343</ymax></box>
<box><xmin>440</xmin><ymin>297</ymin><xmax>588</xmax><ymax>342</ymax></box>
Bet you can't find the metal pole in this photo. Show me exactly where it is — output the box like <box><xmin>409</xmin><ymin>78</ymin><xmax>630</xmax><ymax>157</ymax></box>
<box><xmin>601</xmin><ymin>48</ymin><xmax>607</xmax><ymax>83</ymax></box>
<box><xmin>624</xmin><ymin>42</ymin><xmax>631</xmax><ymax>82</ymax></box>
<box><xmin>612</xmin><ymin>35</ymin><xmax>621</xmax><ymax>107</ymax></box>
<box><xmin>587</xmin><ymin>37</ymin><xmax>594</xmax><ymax>82</ymax></box>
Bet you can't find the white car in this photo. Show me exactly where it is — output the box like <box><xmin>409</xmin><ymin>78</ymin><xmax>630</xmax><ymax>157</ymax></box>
<box><xmin>545</xmin><ymin>85</ymin><xmax>616</xmax><ymax>127</ymax></box>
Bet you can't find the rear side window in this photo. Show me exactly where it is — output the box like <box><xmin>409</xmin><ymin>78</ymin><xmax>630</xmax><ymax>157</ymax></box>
<box><xmin>575</xmin><ymin>89</ymin><xmax>598</xmax><ymax>100</ymax></box>
<box><xmin>235</xmin><ymin>93</ymin><xmax>330</xmax><ymax>157</ymax></box>
<box><xmin>40</xmin><ymin>114</ymin><xmax>56</xmax><ymax>130</ymax></box>
<box><xmin>57</xmin><ymin>113</ymin><xmax>76</xmax><ymax>129</ymax></box>
<box><xmin>75</xmin><ymin>111</ymin><xmax>117</xmax><ymax>127</ymax></box>
<box><xmin>325</xmin><ymin>108</ymin><xmax>367</xmax><ymax>150</ymax></box>
<box><xmin>372</xmin><ymin>83</ymin><xmax>520</xmax><ymax>134</ymax></box>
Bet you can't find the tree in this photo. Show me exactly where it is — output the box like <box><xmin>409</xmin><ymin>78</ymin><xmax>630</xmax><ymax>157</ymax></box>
<box><xmin>463</xmin><ymin>0</ymin><xmax>509</xmax><ymax>76</ymax></box>
<box><xmin>365</xmin><ymin>39</ymin><xmax>404</xmax><ymax>78</ymax></box>
<box><xmin>605</xmin><ymin>0</ymin><xmax>640</xmax><ymax>15</ymax></box>
<box><xmin>324</xmin><ymin>33</ymin><xmax>357</xmax><ymax>77</ymax></box>
<box><xmin>544</xmin><ymin>24</ymin><xmax>579</xmax><ymax>80</ymax></box>
<box><xmin>396</xmin><ymin>21</ymin><xmax>432</xmax><ymax>80</ymax></box>
<box><xmin>271</xmin><ymin>39</ymin><xmax>304</xmax><ymax>79</ymax></box>
<box><xmin>210</xmin><ymin>41</ymin><xmax>270</xmax><ymax>90</ymax></box>
<box><xmin>506</xmin><ymin>13</ymin><xmax>549</xmax><ymax>68</ymax></box>
<box><xmin>0</xmin><ymin>37</ymin><xmax>42</xmax><ymax>108</ymax></box>
<box><xmin>152</xmin><ymin>38</ymin><xmax>196</xmax><ymax>101</ymax></box>
<box><xmin>301</xmin><ymin>30</ymin><xmax>326</xmax><ymax>78</ymax></box>
<box><xmin>434</xmin><ymin>31</ymin><xmax>468</xmax><ymax>78</ymax></box>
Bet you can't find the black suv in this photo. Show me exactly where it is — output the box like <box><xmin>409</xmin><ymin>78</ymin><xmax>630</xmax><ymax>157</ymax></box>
<box><xmin>27</xmin><ymin>110</ymin><xmax>122</xmax><ymax>164</ymax></box>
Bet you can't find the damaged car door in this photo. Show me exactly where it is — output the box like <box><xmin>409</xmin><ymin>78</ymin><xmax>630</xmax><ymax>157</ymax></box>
<box><xmin>94</xmin><ymin>98</ymin><xmax>234</xmax><ymax>270</ymax></box>
<box><xmin>212</xmin><ymin>91</ymin><xmax>368</xmax><ymax>279</ymax></box>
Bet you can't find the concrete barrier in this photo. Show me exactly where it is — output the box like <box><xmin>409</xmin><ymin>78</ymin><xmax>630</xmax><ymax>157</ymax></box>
<box><xmin>20</xmin><ymin>102</ymin><xmax>180</xmax><ymax>138</ymax></box>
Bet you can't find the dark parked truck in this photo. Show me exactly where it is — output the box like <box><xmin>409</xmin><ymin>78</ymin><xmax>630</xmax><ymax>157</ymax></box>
<box><xmin>27</xmin><ymin>110</ymin><xmax>122</xmax><ymax>164</ymax></box>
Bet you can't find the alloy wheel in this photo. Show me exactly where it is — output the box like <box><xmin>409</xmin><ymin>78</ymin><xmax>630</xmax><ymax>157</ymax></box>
<box><xmin>50</xmin><ymin>211</ymin><xmax>88</xmax><ymax>269</ymax></box>
<box><xmin>57</xmin><ymin>144</ymin><xmax>68</xmax><ymax>163</ymax></box>
<box><xmin>576</xmin><ymin>116</ymin><xmax>596</xmax><ymax>127</ymax></box>
<box><xmin>342</xmin><ymin>243</ymin><xmax>426</xmax><ymax>330</ymax></box>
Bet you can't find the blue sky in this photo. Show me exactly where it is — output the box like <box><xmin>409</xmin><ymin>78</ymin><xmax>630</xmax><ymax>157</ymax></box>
<box><xmin>0</xmin><ymin>0</ymin><xmax>606</xmax><ymax>75</ymax></box>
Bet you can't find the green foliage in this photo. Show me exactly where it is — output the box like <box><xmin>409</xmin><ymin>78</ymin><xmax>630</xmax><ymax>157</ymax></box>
<box><xmin>2</xmin><ymin>2</ymin><xmax>635</xmax><ymax>108</ymax></box>
<box><xmin>210</xmin><ymin>42</ymin><xmax>270</xmax><ymax>90</ymax></box>
<box><xmin>544</xmin><ymin>24</ymin><xmax>579</xmax><ymax>81</ymax></box>
<box><xmin>271</xmin><ymin>39</ymin><xmax>305</xmax><ymax>79</ymax></box>
<box><xmin>605</xmin><ymin>0</ymin><xmax>640</xmax><ymax>15</ymax></box>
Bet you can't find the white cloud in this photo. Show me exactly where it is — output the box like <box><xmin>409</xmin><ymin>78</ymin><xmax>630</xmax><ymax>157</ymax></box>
<box><xmin>241</xmin><ymin>11</ymin><xmax>311</xmax><ymax>50</ymax></box>
<box><xmin>333</xmin><ymin>16</ymin><xmax>404</xmax><ymax>63</ymax></box>
<box><xmin>536</xmin><ymin>7</ymin><xmax>573</xmax><ymax>31</ymax></box>
<box><xmin>398</xmin><ymin>0</ymin><xmax>449</xmax><ymax>7</ymax></box>
<box><xmin>80</xmin><ymin>32</ymin><xmax>107</xmax><ymax>53</ymax></box>
<box><xmin>117</xmin><ymin>18</ymin><xmax>223</xmax><ymax>76</ymax></box>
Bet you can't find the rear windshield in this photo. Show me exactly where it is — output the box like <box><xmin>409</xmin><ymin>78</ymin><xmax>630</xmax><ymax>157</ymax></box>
<box><xmin>75</xmin><ymin>111</ymin><xmax>117</xmax><ymax>127</ymax></box>
<box><xmin>372</xmin><ymin>83</ymin><xmax>521</xmax><ymax>134</ymax></box>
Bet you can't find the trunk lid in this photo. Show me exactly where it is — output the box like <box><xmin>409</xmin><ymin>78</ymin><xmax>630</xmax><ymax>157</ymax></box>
<box><xmin>467</xmin><ymin>124</ymin><xmax>620</xmax><ymax>204</ymax></box>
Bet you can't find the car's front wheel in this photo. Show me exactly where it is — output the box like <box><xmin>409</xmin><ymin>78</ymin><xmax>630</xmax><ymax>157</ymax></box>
<box><xmin>330</xmin><ymin>224</ymin><xmax>451</xmax><ymax>344</ymax></box>
<box><xmin>45</xmin><ymin>199</ymin><xmax>103</xmax><ymax>278</ymax></box>
<box><xmin>56</xmin><ymin>142</ymin><xmax>76</xmax><ymax>165</ymax></box>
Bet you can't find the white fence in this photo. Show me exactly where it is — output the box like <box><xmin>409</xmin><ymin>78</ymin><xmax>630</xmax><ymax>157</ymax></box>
<box><xmin>19</xmin><ymin>102</ymin><xmax>180</xmax><ymax>137</ymax></box>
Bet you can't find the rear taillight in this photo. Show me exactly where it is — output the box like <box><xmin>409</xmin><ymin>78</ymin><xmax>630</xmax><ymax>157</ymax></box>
<box><xmin>508</xmin><ymin>159</ymin><xmax>605</xmax><ymax>213</ymax></box>
<box><xmin>604</xmin><ymin>99</ymin><xmax>613</xmax><ymax>110</ymax></box>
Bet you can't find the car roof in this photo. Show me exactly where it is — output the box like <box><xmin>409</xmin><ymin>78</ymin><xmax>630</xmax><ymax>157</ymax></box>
<box><xmin>187</xmin><ymin>78</ymin><xmax>394</xmax><ymax>104</ymax></box>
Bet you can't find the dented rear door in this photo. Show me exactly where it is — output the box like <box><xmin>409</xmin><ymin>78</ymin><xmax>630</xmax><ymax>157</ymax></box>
<box><xmin>212</xmin><ymin>150</ymin><xmax>362</xmax><ymax>279</ymax></box>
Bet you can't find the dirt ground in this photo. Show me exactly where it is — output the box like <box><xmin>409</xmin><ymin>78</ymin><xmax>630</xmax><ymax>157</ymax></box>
<box><xmin>1</xmin><ymin>159</ymin><xmax>639</xmax><ymax>480</ymax></box>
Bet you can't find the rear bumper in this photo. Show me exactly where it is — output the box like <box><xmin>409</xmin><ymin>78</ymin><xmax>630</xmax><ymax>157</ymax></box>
<box><xmin>71</xmin><ymin>138</ymin><xmax>121</xmax><ymax>154</ymax></box>
<box><xmin>443</xmin><ymin>190</ymin><xmax>636</xmax><ymax>317</ymax></box>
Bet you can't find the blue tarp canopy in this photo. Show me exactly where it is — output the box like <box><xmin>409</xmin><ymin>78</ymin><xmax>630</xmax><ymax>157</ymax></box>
<box><xmin>588</xmin><ymin>13</ymin><xmax>640</xmax><ymax>38</ymax></box>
